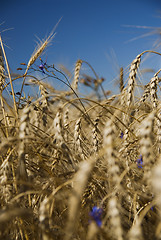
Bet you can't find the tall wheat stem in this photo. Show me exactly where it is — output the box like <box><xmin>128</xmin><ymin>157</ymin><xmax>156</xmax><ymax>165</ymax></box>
<box><xmin>0</xmin><ymin>35</ymin><xmax>18</xmax><ymax>119</ymax></box>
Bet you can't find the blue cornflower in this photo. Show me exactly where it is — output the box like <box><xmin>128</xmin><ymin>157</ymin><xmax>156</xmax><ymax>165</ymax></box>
<box><xmin>38</xmin><ymin>58</ymin><xmax>47</xmax><ymax>74</ymax></box>
<box><xmin>136</xmin><ymin>155</ymin><xmax>143</xmax><ymax>168</ymax></box>
<box><xmin>120</xmin><ymin>132</ymin><xmax>124</xmax><ymax>139</ymax></box>
<box><xmin>89</xmin><ymin>206</ymin><xmax>103</xmax><ymax>227</ymax></box>
<box><xmin>39</xmin><ymin>64</ymin><xmax>46</xmax><ymax>74</ymax></box>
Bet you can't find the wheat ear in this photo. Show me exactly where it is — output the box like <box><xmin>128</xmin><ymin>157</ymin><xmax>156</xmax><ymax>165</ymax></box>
<box><xmin>128</xmin><ymin>217</ymin><xmax>143</xmax><ymax>240</ymax></box>
<box><xmin>139</xmin><ymin>111</ymin><xmax>155</xmax><ymax>182</ymax></box>
<box><xmin>74</xmin><ymin>117</ymin><xmax>84</xmax><ymax>159</ymax></box>
<box><xmin>18</xmin><ymin>18</ymin><xmax>62</xmax><ymax>106</ymax></box>
<box><xmin>140</xmin><ymin>83</ymin><xmax>150</xmax><ymax>103</ymax></box>
<box><xmin>157</xmin><ymin>102</ymin><xmax>161</xmax><ymax>153</ymax></box>
<box><xmin>127</xmin><ymin>54</ymin><xmax>141</xmax><ymax>108</ymax></box>
<box><xmin>63</xmin><ymin>108</ymin><xmax>69</xmax><ymax>141</ymax></box>
<box><xmin>119</xmin><ymin>67</ymin><xmax>124</xmax><ymax>92</ymax></box>
<box><xmin>108</xmin><ymin>196</ymin><xmax>123</xmax><ymax>240</ymax></box>
<box><xmin>151</xmin><ymin>155</ymin><xmax>161</xmax><ymax>238</ymax></box>
<box><xmin>92</xmin><ymin>117</ymin><xmax>99</xmax><ymax>153</ymax></box>
<box><xmin>103</xmin><ymin>119</ymin><xmax>120</xmax><ymax>185</ymax></box>
<box><xmin>65</xmin><ymin>159</ymin><xmax>95</xmax><ymax>240</ymax></box>
<box><xmin>0</xmin><ymin>149</ymin><xmax>13</xmax><ymax>203</ymax></box>
<box><xmin>53</xmin><ymin>109</ymin><xmax>64</xmax><ymax>146</ymax></box>
<box><xmin>17</xmin><ymin>106</ymin><xmax>30</xmax><ymax>191</ymax></box>
<box><xmin>86</xmin><ymin>221</ymin><xmax>99</xmax><ymax>240</ymax></box>
<box><xmin>19</xmin><ymin>31</ymin><xmax>56</xmax><ymax>104</ymax></box>
<box><xmin>72</xmin><ymin>59</ymin><xmax>82</xmax><ymax>90</ymax></box>
<box><xmin>152</xmin><ymin>155</ymin><xmax>161</xmax><ymax>215</ymax></box>
<box><xmin>39</xmin><ymin>82</ymin><xmax>49</xmax><ymax>127</ymax></box>
<box><xmin>150</xmin><ymin>73</ymin><xmax>159</xmax><ymax>109</ymax></box>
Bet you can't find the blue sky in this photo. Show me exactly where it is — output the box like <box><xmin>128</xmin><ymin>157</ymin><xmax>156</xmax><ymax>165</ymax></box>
<box><xmin>1</xmin><ymin>0</ymin><xmax>161</xmax><ymax>95</ymax></box>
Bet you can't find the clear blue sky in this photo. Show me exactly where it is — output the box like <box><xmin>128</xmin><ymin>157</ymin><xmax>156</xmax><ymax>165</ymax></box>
<box><xmin>1</xmin><ymin>0</ymin><xmax>161</xmax><ymax>94</ymax></box>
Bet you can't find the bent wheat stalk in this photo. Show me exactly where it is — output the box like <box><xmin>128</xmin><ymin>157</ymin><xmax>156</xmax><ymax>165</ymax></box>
<box><xmin>18</xmin><ymin>18</ymin><xmax>62</xmax><ymax>108</ymax></box>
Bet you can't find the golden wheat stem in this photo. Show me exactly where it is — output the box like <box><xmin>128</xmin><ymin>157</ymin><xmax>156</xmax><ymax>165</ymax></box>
<box><xmin>0</xmin><ymin>95</ymin><xmax>8</xmax><ymax>137</ymax></box>
<box><xmin>0</xmin><ymin>35</ymin><xmax>18</xmax><ymax>119</ymax></box>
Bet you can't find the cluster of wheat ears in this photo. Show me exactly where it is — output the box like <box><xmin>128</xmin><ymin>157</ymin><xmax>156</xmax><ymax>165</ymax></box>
<box><xmin>1</xmin><ymin>25</ymin><xmax>161</xmax><ymax>240</ymax></box>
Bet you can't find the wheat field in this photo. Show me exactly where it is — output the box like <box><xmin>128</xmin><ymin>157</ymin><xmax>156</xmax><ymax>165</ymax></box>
<box><xmin>0</xmin><ymin>28</ymin><xmax>161</xmax><ymax>240</ymax></box>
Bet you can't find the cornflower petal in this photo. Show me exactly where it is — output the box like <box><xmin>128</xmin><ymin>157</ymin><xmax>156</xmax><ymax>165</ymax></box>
<box><xmin>136</xmin><ymin>154</ymin><xmax>143</xmax><ymax>168</ymax></box>
<box><xmin>89</xmin><ymin>206</ymin><xmax>103</xmax><ymax>227</ymax></box>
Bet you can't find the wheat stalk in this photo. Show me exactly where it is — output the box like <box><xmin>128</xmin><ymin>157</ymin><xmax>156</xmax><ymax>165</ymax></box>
<box><xmin>0</xmin><ymin>35</ymin><xmax>18</xmax><ymax>119</ymax></box>
<box><xmin>0</xmin><ymin>46</ymin><xmax>8</xmax><ymax>137</ymax></box>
